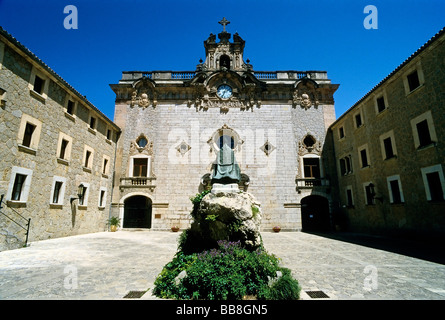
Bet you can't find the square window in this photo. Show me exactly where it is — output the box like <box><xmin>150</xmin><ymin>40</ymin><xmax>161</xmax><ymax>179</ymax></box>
<box><xmin>355</xmin><ymin>113</ymin><xmax>362</xmax><ymax>128</ymax></box>
<box><xmin>416</xmin><ymin>119</ymin><xmax>432</xmax><ymax>147</ymax></box>
<box><xmin>346</xmin><ymin>188</ymin><xmax>354</xmax><ymax>207</ymax></box>
<box><xmin>22</xmin><ymin>122</ymin><xmax>36</xmax><ymax>147</ymax></box>
<box><xmin>426</xmin><ymin>172</ymin><xmax>444</xmax><ymax>201</ymax></box>
<box><xmin>79</xmin><ymin>185</ymin><xmax>88</xmax><ymax>206</ymax></box>
<box><xmin>11</xmin><ymin>174</ymin><xmax>27</xmax><ymax>201</ymax></box>
<box><xmin>89</xmin><ymin>117</ymin><xmax>96</xmax><ymax>129</ymax></box>
<box><xmin>133</xmin><ymin>158</ymin><xmax>148</xmax><ymax>177</ymax></box>
<box><xmin>339</xmin><ymin>127</ymin><xmax>345</xmax><ymax>139</ymax></box>
<box><xmin>383</xmin><ymin>137</ymin><xmax>394</xmax><ymax>159</ymax></box>
<box><xmin>59</xmin><ymin>139</ymin><xmax>69</xmax><ymax>159</ymax></box>
<box><xmin>389</xmin><ymin>180</ymin><xmax>402</xmax><ymax>203</ymax></box>
<box><xmin>52</xmin><ymin>181</ymin><xmax>63</xmax><ymax>204</ymax></box>
<box><xmin>67</xmin><ymin>100</ymin><xmax>74</xmax><ymax>115</ymax></box>
<box><xmin>33</xmin><ymin>75</ymin><xmax>45</xmax><ymax>94</ymax></box>
<box><xmin>407</xmin><ymin>70</ymin><xmax>420</xmax><ymax>92</ymax></box>
<box><xmin>85</xmin><ymin>150</ymin><xmax>92</xmax><ymax>168</ymax></box>
<box><xmin>360</xmin><ymin>149</ymin><xmax>369</xmax><ymax>168</ymax></box>
<box><xmin>99</xmin><ymin>189</ymin><xmax>106</xmax><ymax>207</ymax></box>
<box><xmin>377</xmin><ymin>96</ymin><xmax>386</xmax><ymax>113</ymax></box>
<box><xmin>365</xmin><ymin>184</ymin><xmax>375</xmax><ymax>205</ymax></box>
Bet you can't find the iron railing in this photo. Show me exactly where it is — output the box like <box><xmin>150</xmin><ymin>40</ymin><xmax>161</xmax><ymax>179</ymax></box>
<box><xmin>0</xmin><ymin>194</ymin><xmax>31</xmax><ymax>247</ymax></box>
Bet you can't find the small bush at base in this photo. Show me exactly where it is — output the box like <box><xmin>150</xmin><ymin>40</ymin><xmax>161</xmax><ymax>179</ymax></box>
<box><xmin>153</xmin><ymin>240</ymin><xmax>301</xmax><ymax>300</ymax></box>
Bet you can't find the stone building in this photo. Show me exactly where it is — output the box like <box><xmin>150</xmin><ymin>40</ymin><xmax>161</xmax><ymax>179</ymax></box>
<box><xmin>109</xmin><ymin>19</ymin><xmax>339</xmax><ymax>232</ymax></box>
<box><xmin>0</xmin><ymin>27</ymin><xmax>120</xmax><ymax>250</ymax></box>
<box><xmin>328</xmin><ymin>27</ymin><xmax>445</xmax><ymax>238</ymax></box>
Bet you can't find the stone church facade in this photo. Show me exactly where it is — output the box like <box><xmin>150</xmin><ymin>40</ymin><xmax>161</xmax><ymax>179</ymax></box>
<box><xmin>109</xmin><ymin>20</ymin><xmax>339</xmax><ymax>231</ymax></box>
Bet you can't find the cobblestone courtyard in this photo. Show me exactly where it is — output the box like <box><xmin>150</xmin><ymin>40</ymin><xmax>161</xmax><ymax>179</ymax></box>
<box><xmin>0</xmin><ymin>230</ymin><xmax>444</xmax><ymax>300</ymax></box>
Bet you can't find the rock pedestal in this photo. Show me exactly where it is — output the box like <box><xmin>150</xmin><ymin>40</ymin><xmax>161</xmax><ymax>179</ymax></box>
<box><xmin>189</xmin><ymin>190</ymin><xmax>262</xmax><ymax>251</ymax></box>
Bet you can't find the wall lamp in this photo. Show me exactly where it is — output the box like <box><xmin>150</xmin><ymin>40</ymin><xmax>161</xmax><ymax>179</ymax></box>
<box><xmin>70</xmin><ymin>184</ymin><xmax>85</xmax><ymax>204</ymax></box>
<box><xmin>368</xmin><ymin>183</ymin><xmax>383</xmax><ymax>203</ymax></box>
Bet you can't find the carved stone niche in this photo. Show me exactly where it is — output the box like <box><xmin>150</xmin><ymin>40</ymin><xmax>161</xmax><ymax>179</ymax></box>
<box><xmin>130</xmin><ymin>134</ymin><xmax>154</xmax><ymax>156</ymax></box>
<box><xmin>298</xmin><ymin>134</ymin><xmax>322</xmax><ymax>156</ymax></box>
<box><xmin>130</xmin><ymin>78</ymin><xmax>157</xmax><ymax>109</ymax></box>
<box><xmin>292</xmin><ymin>79</ymin><xmax>320</xmax><ymax>110</ymax></box>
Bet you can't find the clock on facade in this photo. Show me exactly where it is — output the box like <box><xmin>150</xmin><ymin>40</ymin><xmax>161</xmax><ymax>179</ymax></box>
<box><xmin>217</xmin><ymin>84</ymin><xmax>233</xmax><ymax>99</ymax></box>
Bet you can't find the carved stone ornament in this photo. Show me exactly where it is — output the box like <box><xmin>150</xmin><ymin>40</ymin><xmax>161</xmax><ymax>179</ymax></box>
<box><xmin>130</xmin><ymin>134</ymin><xmax>154</xmax><ymax>156</ymax></box>
<box><xmin>131</xmin><ymin>90</ymin><xmax>157</xmax><ymax>109</ymax></box>
<box><xmin>292</xmin><ymin>88</ymin><xmax>319</xmax><ymax>110</ymax></box>
<box><xmin>298</xmin><ymin>134</ymin><xmax>322</xmax><ymax>156</ymax></box>
<box><xmin>176</xmin><ymin>140</ymin><xmax>191</xmax><ymax>155</ymax></box>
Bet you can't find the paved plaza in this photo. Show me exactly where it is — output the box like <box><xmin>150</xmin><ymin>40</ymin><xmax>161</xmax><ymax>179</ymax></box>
<box><xmin>0</xmin><ymin>230</ymin><xmax>444</xmax><ymax>300</ymax></box>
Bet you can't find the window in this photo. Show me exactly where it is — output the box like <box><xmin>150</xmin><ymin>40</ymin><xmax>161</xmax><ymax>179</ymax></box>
<box><xmin>426</xmin><ymin>172</ymin><xmax>444</xmax><ymax>201</ymax></box>
<box><xmin>387</xmin><ymin>175</ymin><xmax>404</xmax><ymax>204</ymax></box>
<box><xmin>380</xmin><ymin>131</ymin><xmax>397</xmax><ymax>160</ymax></box>
<box><xmin>33</xmin><ymin>75</ymin><xmax>45</xmax><ymax>94</ymax></box>
<box><xmin>85</xmin><ymin>151</ymin><xmax>91</xmax><ymax>167</ymax></box>
<box><xmin>383</xmin><ymin>137</ymin><xmax>394</xmax><ymax>159</ymax></box>
<box><xmin>67</xmin><ymin>100</ymin><xmax>75</xmax><ymax>115</ymax></box>
<box><xmin>364</xmin><ymin>183</ymin><xmax>375</xmax><ymax>205</ymax></box>
<box><xmin>303</xmin><ymin>158</ymin><xmax>321</xmax><ymax>179</ymax></box>
<box><xmin>83</xmin><ymin>145</ymin><xmax>94</xmax><ymax>170</ymax></box>
<box><xmin>50</xmin><ymin>176</ymin><xmax>67</xmax><ymax>205</ymax></box>
<box><xmin>339</xmin><ymin>126</ymin><xmax>345</xmax><ymax>139</ymax></box>
<box><xmin>133</xmin><ymin>158</ymin><xmax>148</xmax><ymax>177</ymax></box>
<box><xmin>376</xmin><ymin>96</ymin><xmax>386</xmax><ymax>113</ymax></box>
<box><xmin>89</xmin><ymin>116</ymin><xmax>96</xmax><ymax>130</ymax></box>
<box><xmin>59</xmin><ymin>139</ymin><xmax>69</xmax><ymax>159</ymax></box>
<box><xmin>416</xmin><ymin>120</ymin><xmax>432</xmax><ymax>147</ymax></box>
<box><xmin>22</xmin><ymin>123</ymin><xmax>36</xmax><ymax>148</ymax></box>
<box><xmin>11</xmin><ymin>174</ymin><xmax>27</xmax><ymax>201</ymax></box>
<box><xmin>98</xmin><ymin>188</ymin><xmax>107</xmax><ymax>208</ymax></box>
<box><xmin>17</xmin><ymin>114</ymin><xmax>42</xmax><ymax>152</ymax></box>
<box><xmin>407</xmin><ymin>70</ymin><xmax>420</xmax><ymax>92</ymax></box>
<box><xmin>52</xmin><ymin>181</ymin><xmax>63</xmax><ymax>204</ymax></box>
<box><xmin>6</xmin><ymin>167</ymin><xmax>33</xmax><ymax>203</ymax></box>
<box><xmin>421</xmin><ymin>165</ymin><xmax>445</xmax><ymax>201</ymax></box>
<box><xmin>106</xmin><ymin>129</ymin><xmax>111</xmax><ymax>140</ymax></box>
<box><xmin>355</xmin><ymin>113</ymin><xmax>363</xmax><ymax>128</ymax></box>
<box><xmin>79</xmin><ymin>185</ymin><xmax>87</xmax><ymax>206</ymax></box>
<box><xmin>411</xmin><ymin>111</ymin><xmax>437</xmax><ymax>149</ymax></box>
<box><xmin>359</xmin><ymin>145</ymin><xmax>370</xmax><ymax>168</ymax></box>
<box><xmin>102</xmin><ymin>155</ymin><xmax>111</xmax><ymax>176</ymax></box>
<box><xmin>339</xmin><ymin>155</ymin><xmax>353</xmax><ymax>176</ymax></box>
<box><xmin>403</xmin><ymin>64</ymin><xmax>424</xmax><ymax>95</ymax></box>
<box><xmin>346</xmin><ymin>186</ymin><xmax>354</xmax><ymax>207</ymax></box>
<box><xmin>137</xmin><ymin>137</ymin><xmax>148</xmax><ymax>148</ymax></box>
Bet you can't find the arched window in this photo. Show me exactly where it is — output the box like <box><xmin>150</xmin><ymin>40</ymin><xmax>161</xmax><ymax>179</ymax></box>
<box><xmin>220</xmin><ymin>55</ymin><xmax>231</xmax><ymax>70</ymax></box>
<box><xmin>219</xmin><ymin>135</ymin><xmax>234</xmax><ymax>149</ymax></box>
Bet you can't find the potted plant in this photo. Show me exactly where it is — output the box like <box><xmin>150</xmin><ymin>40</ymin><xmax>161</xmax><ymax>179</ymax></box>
<box><xmin>273</xmin><ymin>226</ymin><xmax>281</xmax><ymax>233</ymax></box>
<box><xmin>171</xmin><ymin>226</ymin><xmax>180</xmax><ymax>232</ymax></box>
<box><xmin>108</xmin><ymin>216</ymin><xmax>121</xmax><ymax>232</ymax></box>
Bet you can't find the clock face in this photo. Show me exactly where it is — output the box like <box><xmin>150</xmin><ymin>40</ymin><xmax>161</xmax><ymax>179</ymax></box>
<box><xmin>217</xmin><ymin>84</ymin><xmax>233</xmax><ymax>99</ymax></box>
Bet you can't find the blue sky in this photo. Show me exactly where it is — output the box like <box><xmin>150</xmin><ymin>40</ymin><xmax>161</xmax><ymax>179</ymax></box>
<box><xmin>0</xmin><ymin>0</ymin><xmax>444</xmax><ymax>120</ymax></box>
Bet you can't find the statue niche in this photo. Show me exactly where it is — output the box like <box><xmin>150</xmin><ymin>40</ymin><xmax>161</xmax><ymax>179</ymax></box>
<box><xmin>211</xmin><ymin>143</ymin><xmax>241</xmax><ymax>185</ymax></box>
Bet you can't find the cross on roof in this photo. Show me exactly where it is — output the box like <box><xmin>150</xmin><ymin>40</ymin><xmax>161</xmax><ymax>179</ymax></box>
<box><xmin>218</xmin><ymin>17</ymin><xmax>230</xmax><ymax>32</ymax></box>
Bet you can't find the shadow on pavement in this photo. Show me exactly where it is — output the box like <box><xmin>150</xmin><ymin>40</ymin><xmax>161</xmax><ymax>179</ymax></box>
<box><xmin>304</xmin><ymin>231</ymin><xmax>445</xmax><ymax>265</ymax></box>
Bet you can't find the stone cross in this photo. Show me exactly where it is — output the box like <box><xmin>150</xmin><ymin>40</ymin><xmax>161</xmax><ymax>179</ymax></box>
<box><xmin>218</xmin><ymin>17</ymin><xmax>230</xmax><ymax>32</ymax></box>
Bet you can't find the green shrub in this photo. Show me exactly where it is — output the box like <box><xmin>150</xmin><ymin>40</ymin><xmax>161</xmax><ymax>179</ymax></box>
<box><xmin>153</xmin><ymin>240</ymin><xmax>300</xmax><ymax>300</ymax></box>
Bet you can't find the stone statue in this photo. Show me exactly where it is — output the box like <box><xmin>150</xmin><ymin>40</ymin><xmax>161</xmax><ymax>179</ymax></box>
<box><xmin>211</xmin><ymin>143</ymin><xmax>241</xmax><ymax>185</ymax></box>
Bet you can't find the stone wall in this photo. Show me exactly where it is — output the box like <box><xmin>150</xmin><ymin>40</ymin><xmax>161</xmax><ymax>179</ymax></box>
<box><xmin>0</xmin><ymin>36</ymin><xmax>119</xmax><ymax>251</ymax></box>
<box><xmin>329</xmin><ymin>30</ymin><xmax>445</xmax><ymax>238</ymax></box>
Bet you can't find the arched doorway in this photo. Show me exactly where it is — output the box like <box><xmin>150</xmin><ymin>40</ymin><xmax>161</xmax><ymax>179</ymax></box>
<box><xmin>301</xmin><ymin>195</ymin><xmax>330</xmax><ymax>232</ymax></box>
<box><xmin>123</xmin><ymin>195</ymin><xmax>152</xmax><ymax>228</ymax></box>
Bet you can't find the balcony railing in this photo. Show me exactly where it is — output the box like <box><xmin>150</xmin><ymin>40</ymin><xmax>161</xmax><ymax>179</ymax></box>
<box><xmin>295</xmin><ymin>178</ymin><xmax>330</xmax><ymax>193</ymax></box>
<box><xmin>171</xmin><ymin>72</ymin><xmax>196</xmax><ymax>79</ymax></box>
<box><xmin>119</xmin><ymin>177</ymin><xmax>156</xmax><ymax>191</ymax></box>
